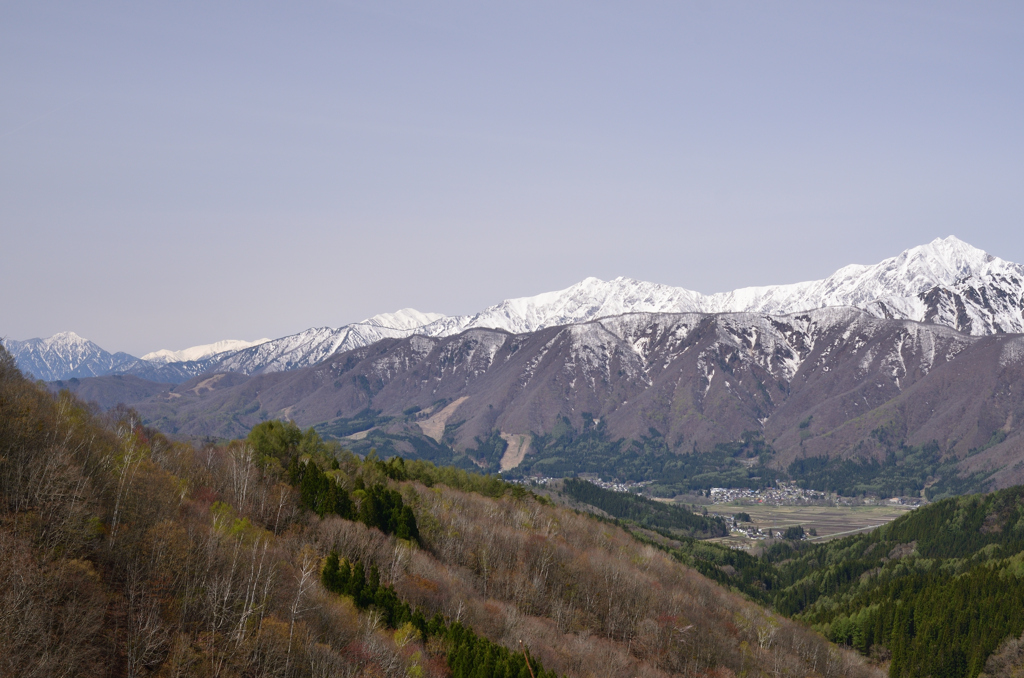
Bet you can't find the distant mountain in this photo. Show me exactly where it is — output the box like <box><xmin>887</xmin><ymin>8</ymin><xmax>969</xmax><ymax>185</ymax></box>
<box><xmin>5</xmin><ymin>311</ymin><xmax>446</xmax><ymax>383</ymax></box>
<box><xmin>2</xmin><ymin>331</ymin><xmax>139</xmax><ymax>381</ymax></box>
<box><xmin>0</xmin><ymin>332</ymin><xmax>225</xmax><ymax>384</ymax></box>
<box><xmin>200</xmin><ymin>312</ymin><xmax>443</xmax><ymax>375</ymax></box>
<box><xmin>699</xmin><ymin>235</ymin><xmax>1024</xmax><ymax>334</ymax></box>
<box><xmin>140</xmin><ymin>310</ymin><xmax>447</xmax><ymax>379</ymax></box>
<box><xmin>142</xmin><ymin>338</ymin><xmax>271</xmax><ymax>364</ymax></box>
<box><xmin>360</xmin><ymin>308</ymin><xmax>446</xmax><ymax>330</ymax></box>
<box><xmin>136</xmin><ymin>311</ymin><xmax>442</xmax><ymax>367</ymax></box>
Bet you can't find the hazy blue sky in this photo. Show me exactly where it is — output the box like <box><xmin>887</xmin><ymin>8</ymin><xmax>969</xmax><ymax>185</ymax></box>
<box><xmin>3</xmin><ymin>2</ymin><xmax>1022</xmax><ymax>355</ymax></box>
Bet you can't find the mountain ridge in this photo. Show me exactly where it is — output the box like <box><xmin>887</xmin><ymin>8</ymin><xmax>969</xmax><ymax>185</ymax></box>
<box><xmin>148</xmin><ymin>235</ymin><xmax>1024</xmax><ymax>380</ymax></box>
<box><xmin>409</xmin><ymin>236</ymin><xmax>1022</xmax><ymax>338</ymax></box>
<box><xmin>7</xmin><ymin>236</ymin><xmax>1023</xmax><ymax>384</ymax></box>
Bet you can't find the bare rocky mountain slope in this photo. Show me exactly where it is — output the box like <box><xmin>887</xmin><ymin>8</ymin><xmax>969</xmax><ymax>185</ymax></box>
<box><xmin>120</xmin><ymin>305</ymin><xmax>1024</xmax><ymax>490</ymax></box>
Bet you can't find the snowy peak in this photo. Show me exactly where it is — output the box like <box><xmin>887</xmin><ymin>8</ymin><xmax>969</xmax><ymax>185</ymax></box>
<box><xmin>28</xmin><ymin>330</ymin><xmax>95</xmax><ymax>353</ymax></box>
<box><xmin>3</xmin><ymin>332</ymin><xmax>138</xmax><ymax>382</ymax></box>
<box><xmin>495</xmin><ymin>276</ymin><xmax>706</xmax><ymax>328</ymax></box>
<box><xmin>357</xmin><ymin>308</ymin><xmax>446</xmax><ymax>331</ymax></box>
<box><xmin>696</xmin><ymin>236</ymin><xmax>1017</xmax><ymax>319</ymax></box>
<box><xmin>904</xmin><ymin>235</ymin><xmax>996</xmax><ymax>280</ymax></box>
<box><xmin>46</xmin><ymin>330</ymin><xmax>87</xmax><ymax>344</ymax></box>
<box><xmin>416</xmin><ymin>276</ymin><xmax>706</xmax><ymax>337</ymax></box>
<box><xmin>142</xmin><ymin>338</ymin><xmax>272</xmax><ymax>364</ymax></box>
<box><xmin>822</xmin><ymin>235</ymin><xmax>999</xmax><ymax>300</ymax></box>
<box><xmin>798</xmin><ymin>236</ymin><xmax>1023</xmax><ymax>334</ymax></box>
<box><xmin>431</xmin><ymin>236</ymin><xmax>1022</xmax><ymax>336</ymax></box>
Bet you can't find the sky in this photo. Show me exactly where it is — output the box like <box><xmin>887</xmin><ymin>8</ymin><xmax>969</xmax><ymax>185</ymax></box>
<box><xmin>2</xmin><ymin>1</ymin><xmax>1023</xmax><ymax>356</ymax></box>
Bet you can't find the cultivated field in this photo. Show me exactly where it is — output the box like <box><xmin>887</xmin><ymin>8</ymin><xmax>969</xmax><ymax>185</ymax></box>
<box><xmin>705</xmin><ymin>502</ymin><xmax>918</xmax><ymax>548</ymax></box>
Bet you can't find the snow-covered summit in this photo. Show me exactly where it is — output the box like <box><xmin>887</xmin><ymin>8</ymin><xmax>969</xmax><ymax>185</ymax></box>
<box><xmin>413</xmin><ymin>277</ymin><xmax>706</xmax><ymax>338</ymax></box>
<box><xmin>357</xmin><ymin>308</ymin><xmax>446</xmax><ymax>331</ymax></box>
<box><xmin>413</xmin><ymin>236</ymin><xmax>1023</xmax><ymax>337</ymax></box>
<box><xmin>142</xmin><ymin>338</ymin><xmax>272</xmax><ymax>364</ymax></box>
<box><xmin>702</xmin><ymin>236</ymin><xmax>1005</xmax><ymax>313</ymax></box>
<box><xmin>3</xmin><ymin>331</ymin><xmax>138</xmax><ymax>381</ymax></box>
<box><xmin>34</xmin><ymin>330</ymin><xmax>90</xmax><ymax>350</ymax></box>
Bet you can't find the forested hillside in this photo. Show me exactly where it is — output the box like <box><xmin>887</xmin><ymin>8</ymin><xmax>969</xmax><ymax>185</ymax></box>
<box><xmin>0</xmin><ymin>345</ymin><xmax>877</xmax><ymax>677</ymax></box>
<box><xmin>560</xmin><ymin>478</ymin><xmax>727</xmax><ymax>538</ymax></box>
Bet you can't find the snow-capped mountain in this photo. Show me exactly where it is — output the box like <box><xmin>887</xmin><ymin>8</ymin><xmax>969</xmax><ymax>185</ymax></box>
<box><xmin>190</xmin><ymin>236</ymin><xmax>1021</xmax><ymax>379</ymax></box>
<box><xmin>9</xmin><ymin>237</ymin><xmax>1023</xmax><ymax>383</ymax></box>
<box><xmin>142</xmin><ymin>338</ymin><xmax>271</xmax><ymax>364</ymax></box>
<box><xmin>414</xmin><ymin>278</ymin><xmax>705</xmax><ymax>338</ymax></box>
<box><xmin>2</xmin><ymin>331</ymin><xmax>138</xmax><ymax>381</ymax></box>
<box><xmin>4</xmin><ymin>312</ymin><xmax>448</xmax><ymax>382</ymax></box>
<box><xmin>700</xmin><ymin>235</ymin><xmax>1024</xmax><ymax>334</ymax></box>
<box><xmin>203</xmin><ymin>311</ymin><xmax>448</xmax><ymax>376</ymax></box>
<box><xmin>414</xmin><ymin>236</ymin><xmax>1024</xmax><ymax>337</ymax></box>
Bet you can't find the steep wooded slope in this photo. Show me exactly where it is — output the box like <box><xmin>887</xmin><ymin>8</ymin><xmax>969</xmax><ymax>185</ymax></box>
<box><xmin>0</xmin><ymin>346</ymin><xmax>878</xmax><ymax>677</ymax></box>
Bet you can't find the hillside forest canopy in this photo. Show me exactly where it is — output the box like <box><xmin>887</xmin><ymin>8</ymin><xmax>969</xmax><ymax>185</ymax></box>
<box><xmin>0</xmin><ymin>344</ymin><xmax>885</xmax><ymax>678</ymax></box>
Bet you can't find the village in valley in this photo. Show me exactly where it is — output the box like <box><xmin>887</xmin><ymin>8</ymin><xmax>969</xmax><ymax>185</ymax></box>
<box><xmin>707</xmin><ymin>482</ymin><xmax>827</xmax><ymax>506</ymax></box>
<box><xmin>515</xmin><ymin>474</ymin><xmax>925</xmax><ymax>549</ymax></box>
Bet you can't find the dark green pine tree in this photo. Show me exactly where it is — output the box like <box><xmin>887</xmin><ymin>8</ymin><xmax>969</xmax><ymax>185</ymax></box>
<box><xmin>335</xmin><ymin>485</ymin><xmax>354</xmax><ymax>519</ymax></box>
<box><xmin>337</xmin><ymin>559</ymin><xmax>351</xmax><ymax>593</ymax></box>
<box><xmin>397</xmin><ymin>505</ymin><xmax>419</xmax><ymax>541</ymax></box>
<box><xmin>321</xmin><ymin>552</ymin><xmax>340</xmax><ymax>590</ymax></box>
<box><xmin>349</xmin><ymin>561</ymin><xmax>366</xmax><ymax>602</ymax></box>
<box><xmin>359</xmin><ymin>487</ymin><xmax>382</xmax><ymax>530</ymax></box>
<box><xmin>367</xmin><ymin>564</ymin><xmax>380</xmax><ymax>595</ymax></box>
<box><xmin>475</xmin><ymin>644</ymin><xmax>495</xmax><ymax>678</ymax></box>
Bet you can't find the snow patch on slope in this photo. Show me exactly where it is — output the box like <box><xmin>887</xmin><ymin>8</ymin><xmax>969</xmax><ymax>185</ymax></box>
<box><xmin>1001</xmin><ymin>338</ymin><xmax>1024</xmax><ymax>367</ymax></box>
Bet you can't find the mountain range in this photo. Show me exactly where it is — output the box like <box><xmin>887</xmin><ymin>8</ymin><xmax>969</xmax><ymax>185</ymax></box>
<box><xmin>7</xmin><ymin>236</ymin><xmax>1023</xmax><ymax>384</ymax></box>
<box><xmin>7</xmin><ymin>235</ymin><xmax>1024</xmax><ymax>495</ymax></box>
